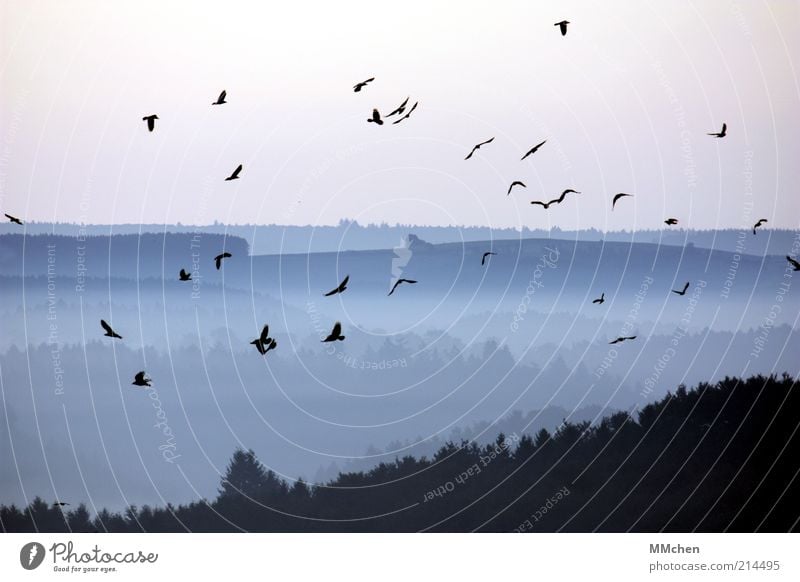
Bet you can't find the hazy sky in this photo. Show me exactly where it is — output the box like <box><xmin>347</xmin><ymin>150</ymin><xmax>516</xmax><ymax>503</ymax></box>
<box><xmin>1</xmin><ymin>0</ymin><xmax>798</xmax><ymax>229</ymax></box>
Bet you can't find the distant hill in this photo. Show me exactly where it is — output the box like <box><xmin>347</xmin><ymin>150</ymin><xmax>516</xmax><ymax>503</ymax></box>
<box><xmin>3</xmin><ymin>222</ymin><xmax>797</xmax><ymax>256</ymax></box>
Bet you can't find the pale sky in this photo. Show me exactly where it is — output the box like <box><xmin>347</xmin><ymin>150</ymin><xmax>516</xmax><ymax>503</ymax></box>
<box><xmin>1</xmin><ymin>0</ymin><xmax>799</xmax><ymax>229</ymax></box>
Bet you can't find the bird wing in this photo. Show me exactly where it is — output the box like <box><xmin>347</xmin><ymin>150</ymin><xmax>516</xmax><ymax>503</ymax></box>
<box><xmin>508</xmin><ymin>181</ymin><xmax>525</xmax><ymax>195</ymax></box>
<box><xmin>100</xmin><ymin>320</ymin><xmax>113</xmax><ymax>335</ymax></box>
<box><xmin>721</xmin><ymin>123</ymin><xmax>726</xmax><ymax>133</ymax></box>
<box><xmin>392</xmin><ymin>102</ymin><xmax>417</xmax><ymax>124</ymax></box>
<box><xmin>134</xmin><ymin>372</ymin><xmax>145</xmax><ymax>383</ymax></box>
<box><xmin>787</xmin><ymin>256</ymin><xmax>800</xmax><ymax>269</ymax></box>
<box><xmin>180</xmin><ymin>269</ymin><xmax>188</xmax><ymax>278</ymax></box>
<box><xmin>388</xmin><ymin>280</ymin><xmax>401</xmax><ymax>295</ymax></box>
<box><xmin>260</xmin><ymin>325</ymin><xmax>270</xmax><ymax>344</ymax></box>
<box><xmin>480</xmin><ymin>137</ymin><xmax>495</xmax><ymax>147</ymax></box>
<box><xmin>612</xmin><ymin>193</ymin><xmax>630</xmax><ymax>208</ymax></box>
<box><xmin>682</xmin><ymin>282</ymin><xmax>690</xmax><ymax>293</ymax></box>
<box><xmin>464</xmin><ymin>145</ymin><xmax>478</xmax><ymax>160</ymax></box>
<box><xmin>331</xmin><ymin>322</ymin><xmax>342</xmax><ymax>337</ymax></box>
<box><xmin>482</xmin><ymin>253</ymin><xmax>488</xmax><ymax>265</ymax></box>
<box><xmin>339</xmin><ymin>275</ymin><xmax>349</xmax><ymax>290</ymax></box>
<box><xmin>219</xmin><ymin>90</ymin><xmax>226</xmax><ymax>101</ymax></box>
<box><xmin>387</xmin><ymin>97</ymin><xmax>409</xmax><ymax>116</ymax></box>
<box><xmin>232</xmin><ymin>164</ymin><xmax>242</xmax><ymax>178</ymax></box>
<box><xmin>530</xmin><ymin>200</ymin><xmax>547</xmax><ymax>207</ymax></box>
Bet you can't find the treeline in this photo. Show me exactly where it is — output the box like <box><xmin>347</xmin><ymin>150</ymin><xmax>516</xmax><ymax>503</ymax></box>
<box><xmin>2</xmin><ymin>374</ymin><xmax>798</xmax><ymax>532</ymax></box>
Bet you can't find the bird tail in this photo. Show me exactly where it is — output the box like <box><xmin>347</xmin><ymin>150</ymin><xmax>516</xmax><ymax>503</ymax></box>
<box><xmin>339</xmin><ymin>335</ymin><xmax>346</xmax><ymax>340</ymax></box>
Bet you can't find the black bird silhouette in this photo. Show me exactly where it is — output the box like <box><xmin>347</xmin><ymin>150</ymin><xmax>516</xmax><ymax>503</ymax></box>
<box><xmin>609</xmin><ymin>336</ymin><xmax>636</xmax><ymax>344</ymax></box>
<box><xmin>322</xmin><ymin>321</ymin><xmax>345</xmax><ymax>342</ymax></box>
<box><xmin>530</xmin><ymin>189</ymin><xmax>580</xmax><ymax>209</ymax></box>
<box><xmin>179</xmin><ymin>269</ymin><xmax>192</xmax><ymax>281</ymax></box>
<box><xmin>388</xmin><ymin>278</ymin><xmax>417</xmax><ymax>296</ymax></box>
<box><xmin>481</xmin><ymin>252</ymin><xmax>496</xmax><ymax>266</ymax></box>
<box><xmin>367</xmin><ymin>108</ymin><xmax>384</xmax><ymax>125</ymax></box>
<box><xmin>554</xmin><ymin>20</ymin><xmax>570</xmax><ymax>36</ymax></box>
<box><xmin>752</xmin><ymin>218</ymin><xmax>767</xmax><ymax>235</ymax></box>
<box><xmin>612</xmin><ymin>192</ymin><xmax>633</xmax><ymax>210</ymax></box>
<box><xmin>54</xmin><ymin>501</ymin><xmax>70</xmax><ymax>507</ymax></box>
<box><xmin>672</xmin><ymin>282</ymin><xmax>690</xmax><ymax>296</ymax></box>
<box><xmin>786</xmin><ymin>256</ymin><xmax>800</xmax><ymax>271</ymax></box>
<box><xmin>132</xmin><ymin>371</ymin><xmax>152</xmax><ymax>387</ymax></box>
<box><xmin>212</xmin><ymin>90</ymin><xmax>227</xmax><ymax>105</ymax></box>
<box><xmin>708</xmin><ymin>123</ymin><xmax>727</xmax><ymax>138</ymax></box>
<box><xmin>592</xmin><ymin>293</ymin><xmax>605</xmax><ymax>304</ymax></box>
<box><xmin>142</xmin><ymin>115</ymin><xmax>158</xmax><ymax>132</ymax></box>
<box><xmin>4</xmin><ymin>213</ymin><xmax>23</xmax><ymax>225</ymax></box>
<box><xmin>664</xmin><ymin>218</ymin><xmax>679</xmax><ymax>225</ymax></box>
<box><xmin>508</xmin><ymin>181</ymin><xmax>526</xmax><ymax>195</ymax></box>
<box><xmin>521</xmin><ymin>140</ymin><xmax>547</xmax><ymax>161</ymax></box>
<box><xmin>214</xmin><ymin>252</ymin><xmax>232</xmax><ymax>270</ymax></box>
<box><xmin>225</xmin><ymin>164</ymin><xmax>242</xmax><ymax>181</ymax></box>
<box><xmin>465</xmin><ymin>137</ymin><xmax>494</xmax><ymax>160</ymax></box>
<box><xmin>387</xmin><ymin>97</ymin><xmax>409</xmax><ymax>117</ymax></box>
<box><xmin>251</xmin><ymin>325</ymin><xmax>274</xmax><ymax>354</ymax></box>
<box><xmin>100</xmin><ymin>320</ymin><xmax>122</xmax><ymax>339</ymax></box>
<box><xmin>353</xmin><ymin>78</ymin><xmax>374</xmax><ymax>92</ymax></box>
<box><xmin>392</xmin><ymin>101</ymin><xmax>418</xmax><ymax>124</ymax></box>
<box><xmin>324</xmin><ymin>275</ymin><xmax>349</xmax><ymax>296</ymax></box>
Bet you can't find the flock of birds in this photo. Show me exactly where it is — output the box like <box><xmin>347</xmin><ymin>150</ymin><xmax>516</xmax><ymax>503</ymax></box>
<box><xmin>2</xmin><ymin>19</ymin><xmax>798</xmax><ymax>392</ymax></box>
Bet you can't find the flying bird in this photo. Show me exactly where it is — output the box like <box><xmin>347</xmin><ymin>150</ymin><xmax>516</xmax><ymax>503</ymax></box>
<box><xmin>367</xmin><ymin>108</ymin><xmax>384</xmax><ymax>125</ymax></box>
<box><xmin>671</xmin><ymin>282</ymin><xmax>690</xmax><ymax>296</ymax></box>
<box><xmin>251</xmin><ymin>325</ymin><xmax>274</xmax><ymax>355</ymax></box>
<box><xmin>752</xmin><ymin>219</ymin><xmax>767</xmax><ymax>235</ymax></box>
<box><xmin>592</xmin><ymin>293</ymin><xmax>605</xmax><ymax>305</ymax></box>
<box><xmin>664</xmin><ymin>218</ymin><xmax>679</xmax><ymax>225</ymax></box>
<box><xmin>786</xmin><ymin>256</ymin><xmax>800</xmax><ymax>271</ymax></box>
<box><xmin>179</xmin><ymin>269</ymin><xmax>192</xmax><ymax>281</ymax></box>
<box><xmin>387</xmin><ymin>97</ymin><xmax>409</xmax><ymax>117</ymax></box>
<box><xmin>609</xmin><ymin>336</ymin><xmax>636</xmax><ymax>344</ymax></box>
<box><xmin>4</xmin><ymin>213</ymin><xmax>23</xmax><ymax>225</ymax></box>
<box><xmin>322</xmin><ymin>321</ymin><xmax>345</xmax><ymax>342</ymax></box>
<box><xmin>521</xmin><ymin>140</ymin><xmax>546</xmax><ymax>161</ymax></box>
<box><xmin>530</xmin><ymin>189</ymin><xmax>581</xmax><ymax>209</ymax></box>
<box><xmin>508</xmin><ymin>181</ymin><xmax>526</xmax><ymax>195</ymax></box>
<box><xmin>214</xmin><ymin>252</ymin><xmax>232</xmax><ymax>270</ymax></box>
<box><xmin>100</xmin><ymin>320</ymin><xmax>122</xmax><ymax>339</ymax></box>
<box><xmin>225</xmin><ymin>164</ymin><xmax>242</xmax><ymax>181</ymax></box>
<box><xmin>481</xmin><ymin>252</ymin><xmax>496</xmax><ymax>266</ymax></box>
<box><xmin>391</xmin><ymin>101</ymin><xmax>418</xmax><ymax>125</ymax></box>
<box><xmin>612</xmin><ymin>192</ymin><xmax>633</xmax><ymax>210</ymax></box>
<box><xmin>54</xmin><ymin>502</ymin><xmax>70</xmax><ymax>507</ymax></box>
<box><xmin>212</xmin><ymin>90</ymin><xmax>227</xmax><ymax>105</ymax></box>
<box><xmin>464</xmin><ymin>137</ymin><xmax>494</xmax><ymax>160</ymax></box>
<box><xmin>388</xmin><ymin>278</ymin><xmax>417</xmax><ymax>296</ymax></box>
<box><xmin>353</xmin><ymin>78</ymin><xmax>374</xmax><ymax>92</ymax></box>
<box><xmin>132</xmin><ymin>371</ymin><xmax>152</xmax><ymax>387</ymax></box>
<box><xmin>708</xmin><ymin>123</ymin><xmax>727</xmax><ymax>138</ymax></box>
<box><xmin>324</xmin><ymin>275</ymin><xmax>349</xmax><ymax>297</ymax></box>
<box><xmin>554</xmin><ymin>20</ymin><xmax>570</xmax><ymax>36</ymax></box>
<box><xmin>142</xmin><ymin>115</ymin><xmax>158</xmax><ymax>132</ymax></box>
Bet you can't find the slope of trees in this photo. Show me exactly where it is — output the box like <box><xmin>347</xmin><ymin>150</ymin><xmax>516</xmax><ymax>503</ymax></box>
<box><xmin>2</xmin><ymin>374</ymin><xmax>798</xmax><ymax>532</ymax></box>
